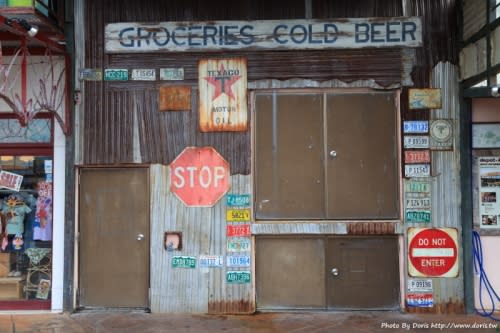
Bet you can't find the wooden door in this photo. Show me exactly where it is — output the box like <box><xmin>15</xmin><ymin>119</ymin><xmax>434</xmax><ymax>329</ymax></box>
<box><xmin>78</xmin><ymin>167</ymin><xmax>150</xmax><ymax>308</ymax></box>
<box><xmin>326</xmin><ymin>236</ymin><xmax>400</xmax><ymax>309</ymax></box>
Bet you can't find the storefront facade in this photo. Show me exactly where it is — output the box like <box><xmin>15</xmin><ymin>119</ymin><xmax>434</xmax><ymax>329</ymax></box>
<box><xmin>74</xmin><ymin>0</ymin><xmax>467</xmax><ymax>314</ymax></box>
<box><xmin>0</xmin><ymin>1</ymin><xmax>70</xmax><ymax>311</ymax></box>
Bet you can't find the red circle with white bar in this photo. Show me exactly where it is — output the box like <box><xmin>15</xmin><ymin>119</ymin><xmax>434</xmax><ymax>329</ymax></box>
<box><xmin>408</xmin><ymin>228</ymin><xmax>458</xmax><ymax>277</ymax></box>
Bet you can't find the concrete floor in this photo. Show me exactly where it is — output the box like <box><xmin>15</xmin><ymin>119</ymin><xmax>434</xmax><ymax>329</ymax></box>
<box><xmin>0</xmin><ymin>311</ymin><xmax>498</xmax><ymax>333</ymax></box>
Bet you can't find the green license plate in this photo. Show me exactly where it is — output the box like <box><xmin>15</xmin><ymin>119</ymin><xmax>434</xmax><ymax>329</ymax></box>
<box><xmin>172</xmin><ymin>256</ymin><xmax>196</xmax><ymax>268</ymax></box>
<box><xmin>226</xmin><ymin>271</ymin><xmax>251</xmax><ymax>284</ymax></box>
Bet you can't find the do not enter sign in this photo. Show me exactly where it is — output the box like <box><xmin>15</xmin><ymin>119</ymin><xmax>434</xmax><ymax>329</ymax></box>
<box><xmin>408</xmin><ymin>228</ymin><xmax>458</xmax><ymax>278</ymax></box>
<box><xmin>170</xmin><ymin>147</ymin><xmax>230</xmax><ymax>207</ymax></box>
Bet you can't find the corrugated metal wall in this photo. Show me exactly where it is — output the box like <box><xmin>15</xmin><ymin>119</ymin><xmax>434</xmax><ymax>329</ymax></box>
<box><xmin>77</xmin><ymin>0</ymin><xmax>462</xmax><ymax>314</ymax></box>
<box><xmin>150</xmin><ymin>165</ymin><xmax>253</xmax><ymax>313</ymax></box>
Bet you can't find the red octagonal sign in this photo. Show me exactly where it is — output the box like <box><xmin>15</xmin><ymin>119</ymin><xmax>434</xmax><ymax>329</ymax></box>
<box><xmin>408</xmin><ymin>227</ymin><xmax>458</xmax><ymax>278</ymax></box>
<box><xmin>170</xmin><ymin>147</ymin><xmax>230</xmax><ymax>207</ymax></box>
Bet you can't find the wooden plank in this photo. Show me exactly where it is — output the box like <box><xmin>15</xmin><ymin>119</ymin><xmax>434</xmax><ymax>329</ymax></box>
<box><xmin>105</xmin><ymin>17</ymin><xmax>422</xmax><ymax>53</ymax></box>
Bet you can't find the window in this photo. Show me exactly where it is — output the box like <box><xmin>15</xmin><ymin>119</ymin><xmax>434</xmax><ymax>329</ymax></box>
<box><xmin>254</xmin><ymin>90</ymin><xmax>400</xmax><ymax>220</ymax></box>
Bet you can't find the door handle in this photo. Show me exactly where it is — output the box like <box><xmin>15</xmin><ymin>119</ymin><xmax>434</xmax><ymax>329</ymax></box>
<box><xmin>331</xmin><ymin>268</ymin><xmax>339</xmax><ymax>276</ymax></box>
<box><xmin>329</xmin><ymin>150</ymin><xmax>337</xmax><ymax>158</ymax></box>
<box><xmin>136</xmin><ymin>233</ymin><xmax>145</xmax><ymax>241</ymax></box>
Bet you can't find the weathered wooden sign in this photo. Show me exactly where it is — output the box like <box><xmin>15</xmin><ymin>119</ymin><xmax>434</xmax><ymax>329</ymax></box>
<box><xmin>199</xmin><ymin>58</ymin><xmax>247</xmax><ymax>132</ymax></box>
<box><xmin>105</xmin><ymin>17</ymin><xmax>422</xmax><ymax>53</ymax></box>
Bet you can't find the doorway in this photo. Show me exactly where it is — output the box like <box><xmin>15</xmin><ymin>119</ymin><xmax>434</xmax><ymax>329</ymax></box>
<box><xmin>255</xmin><ymin>236</ymin><xmax>400</xmax><ymax>310</ymax></box>
<box><xmin>78</xmin><ymin>167</ymin><xmax>150</xmax><ymax>309</ymax></box>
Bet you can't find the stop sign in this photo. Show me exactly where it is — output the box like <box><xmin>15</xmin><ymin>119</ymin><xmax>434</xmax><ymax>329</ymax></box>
<box><xmin>170</xmin><ymin>147</ymin><xmax>230</xmax><ymax>207</ymax></box>
<box><xmin>408</xmin><ymin>228</ymin><xmax>458</xmax><ymax>277</ymax></box>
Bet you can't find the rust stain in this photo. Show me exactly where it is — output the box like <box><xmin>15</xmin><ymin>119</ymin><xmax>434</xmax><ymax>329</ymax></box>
<box><xmin>159</xmin><ymin>86</ymin><xmax>191</xmax><ymax>111</ymax></box>
<box><xmin>347</xmin><ymin>222</ymin><xmax>396</xmax><ymax>235</ymax></box>
<box><xmin>406</xmin><ymin>300</ymin><xmax>465</xmax><ymax>314</ymax></box>
<box><xmin>208</xmin><ymin>300</ymin><xmax>255</xmax><ymax>314</ymax></box>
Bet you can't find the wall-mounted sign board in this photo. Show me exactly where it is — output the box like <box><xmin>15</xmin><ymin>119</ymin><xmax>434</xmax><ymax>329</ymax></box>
<box><xmin>105</xmin><ymin>17</ymin><xmax>422</xmax><ymax>53</ymax></box>
<box><xmin>409</xmin><ymin>88</ymin><xmax>441</xmax><ymax>109</ymax></box>
<box><xmin>159</xmin><ymin>86</ymin><xmax>191</xmax><ymax>111</ymax></box>
<box><xmin>199</xmin><ymin>58</ymin><xmax>248</xmax><ymax>132</ymax></box>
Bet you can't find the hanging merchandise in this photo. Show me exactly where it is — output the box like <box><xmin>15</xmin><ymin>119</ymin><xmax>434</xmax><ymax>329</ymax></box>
<box><xmin>33</xmin><ymin>181</ymin><xmax>52</xmax><ymax>241</ymax></box>
<box><xmin>2</xmin><ymin>193</ymin><xmax>31</xmax><ymax>235</ymax></box>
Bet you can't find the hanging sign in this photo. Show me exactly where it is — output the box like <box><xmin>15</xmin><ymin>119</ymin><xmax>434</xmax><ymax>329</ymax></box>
<box><xmin>0</xmin><ymin>170</ymin><xmax>23</xmax><ymax>191</ymax></box>
<box><xmin>105</xmin><ymin>17</ymin><xmax>422</xmax><ymax>53</ymax></box>
<box><xmin>408</xmin><ymin>227</ymin><xmax>459</xmax><ymax>277</ymax></box>
<box><xmin>199</xmin><ymin>58</ymin><xmax>247</xmax><ymax>132</ymax></box>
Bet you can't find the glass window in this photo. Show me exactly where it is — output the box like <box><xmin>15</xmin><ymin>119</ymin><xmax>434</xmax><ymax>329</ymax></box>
<box><xmin>0</xmin><ymin>155</ymin><xmax>53</xmax><ymax>303</ymax></box>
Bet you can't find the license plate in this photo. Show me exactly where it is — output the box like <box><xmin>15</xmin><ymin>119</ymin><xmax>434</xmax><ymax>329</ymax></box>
<box><xmin>227</xmin><ymin>224</ymin><xmax>251</xmax><ymax>237</ymax></box>
<box><xmin>199</xmin><ymin>255</ymin><xmax>223</xmax><ymax>268</ymax></box>
<box><xmin>405</xmin><ymin>180</ymin><xmax>431</xmax><ymax>193</ymax></box>
<box><xmin>405</xmin><ymin>210</ymin><xmax>431</xmax><ymax>223</ymax></box>
<box><xmin>404</xmin><ymin>150</ymin><xmax>431</xmax><ymax>164</ymax></box>
<box><xmin>404</xmin><ymin>136</ymin><xmax>430</xmax><ymax>149</ymax></box>
<box><xmin>226</xmin><ymin>194</ymin><xmax>251</xmax><ymax>207</ymax></box>
<box><xmin>226</xmin><ymin>271</ymin><xmax>251</xmax><ymax>284</ymax></box>
<box><xmin>226</xmin><ymin>209</ymin><xmax>251</xmax><ymax>222</ymax></box>
<box><xmin>405</xmin><ymin>197</ymin><xmax>431</xmax><ymax>209</ymax></box>
<box><xmin>408</xmin><ymin>279</ymin><xmax>433</xmax><ymax>293</ymax></box>
<box><xmin>403</xmin><ymin>121</ymin><xmax>429</xmax><ymax>133</ymax></box>
<box><xmin>227</xmin><ymin>238</ymin><xmax>251</xmax><ymax>252</ymax></box>
<box><xmin>405</xmin><ymin>164</ymin><xmax>431</xmax><ymax>177</ymax></box>
<box><xmin>172</xmin><ymin>256</ymin><xmax>196</xmax><ymax>268</ymax></box>
<box><xmin>226</xmin><ymin>255</ymin><xmax>251</xmax><ymax>267</ymax></box>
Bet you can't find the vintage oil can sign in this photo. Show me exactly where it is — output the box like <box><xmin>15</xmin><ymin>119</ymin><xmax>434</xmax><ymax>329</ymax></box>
<box><xmin>226</xmin><ymin>271</ymin><xmax>251</xmax><ymax>284</ymax></box>
<box><xmin>199</xmin><ymin>58</ymin><xmax>247</xmax><ymax>132</ymax></box>
<box><xmin>408</xmin><ymin>228</ymin><xmax>458</xmax><ymax>277</ymax></box>
<box><xmin>170</xmin><ymin>147</ymin><xmax>230</xmax><ymax>207</ymax></box>
<box><xmin>172</xmin><ymin>256</ymin><xmax>196</xmax><ymax>268</ymax></box>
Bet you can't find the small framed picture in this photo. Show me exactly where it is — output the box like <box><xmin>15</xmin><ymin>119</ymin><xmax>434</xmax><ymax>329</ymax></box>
<box><xmin>164</xmin><ymin>232</ymin><xmax>182</xmax><ymax>251</ymax></box>
<box><xmin>36</xmin><ymin>279</ymin><xmax>51</xmax><ymax>299</ymax></box>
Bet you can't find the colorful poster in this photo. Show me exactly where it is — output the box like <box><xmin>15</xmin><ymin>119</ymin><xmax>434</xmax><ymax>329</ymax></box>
<box><xmin>478</xmin><ymin>157</ymin><xmax>500</xmax><ymax>229</ymax></box>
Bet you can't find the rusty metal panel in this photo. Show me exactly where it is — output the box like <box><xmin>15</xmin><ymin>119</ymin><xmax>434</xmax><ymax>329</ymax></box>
<box><xmin>199</xmin><ymin>58</ymin><xmax>248</xmax><ymax>132</ymax></box>
<box><xmin>462</xmin><ymin>0</ymin><xmax>487</xmax><ymax>41</ymax></box>
<box><xmin>150</xmin><ymin>165</ymin><xmax>254</xmax><ymax>313</ymax></box>
<box><xmin>159</xmin><ymin>86</ymin><xmax>191</xmax><ymax>111</ymax></box>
